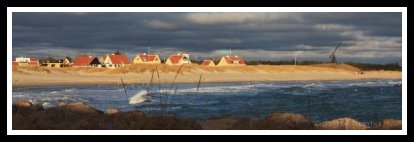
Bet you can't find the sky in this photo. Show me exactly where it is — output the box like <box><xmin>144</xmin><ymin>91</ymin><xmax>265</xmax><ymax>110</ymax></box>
<box><xmin>12</xmin><ymin>12</ymin><xmax>402</xmax><ymax>64</ymax></box>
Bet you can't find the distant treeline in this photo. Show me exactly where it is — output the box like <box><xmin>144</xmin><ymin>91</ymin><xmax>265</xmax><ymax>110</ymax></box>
<box><xmin>245</xmin><ymin>60</ymin><xmax>326</xmax><ymax>65</ymax></box>
<box><xmin>344</xmin><ymin>62</ymin><xmax>402</xmax><ymax>71</ymax></box>
<box><xmin>245</xmin><ymin>60</ymin><xmax>402</xmax><ymax>71</ymax></box>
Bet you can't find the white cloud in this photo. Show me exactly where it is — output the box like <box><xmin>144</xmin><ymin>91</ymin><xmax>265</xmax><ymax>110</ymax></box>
<box><xmin>211</xmin><ymin>38</ymin><xmax>242</xmax><ymax>44</ymax></box>
<box><xmin>185</xmin><ymin>13</ymin><xmax>301</xmax><ymax>25</ymax></box>
<box><xmin>314</xmin><ymin>24</ymin><xmax>354</xmax><ymax>31</ymax></box>
<box><xmin>145</xmin><ymin>20</ymin><xmax>176</xmax><ymax>29</ymax></box>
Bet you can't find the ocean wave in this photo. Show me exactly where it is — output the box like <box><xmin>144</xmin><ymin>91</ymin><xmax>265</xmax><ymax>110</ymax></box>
<box><xmin>129</xmin><ymin>90</ymin><xmax>150</xmax><ymax>104</ymax></box>
<box><xmin>303</xmin><ymin>83</ymin><xmax>329</xmax><ymax>89</ymax></box>
<box><xmin>349</xmin><ymin>80</ymin><xmax>402</xmax><ymax>87</ymax></box>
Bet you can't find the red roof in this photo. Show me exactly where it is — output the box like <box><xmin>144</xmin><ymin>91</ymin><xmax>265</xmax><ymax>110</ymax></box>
<box><xmin>224</xmin><ymin>56</ymin><xmax>245</xmax><ymax>64</ymax></box>
<box><xmin>12</xmin><ymin>61</ymin><xmax>19</xmax><ymax>66</ymax></box>
<box><xmin>108</xmin><ymin>54</ymin><xmax>130</xmax><ymax>64</ymax></box>
<box><xmin>202</xmin><ymin>60</ymin><xmax>213</xmax><ymax>65</ymax></box>
<box><xmin>30</xmin><ymin>57</ymin><xmax>38</xmax><ymax>61</ymax></box>
<box><xmin>138</xmin><ymin>54</ymin><xmax>157</xmax><ymax>62</ymax></box>
<box><xmin>169</xmin><ymin>55</ymin><xmax>183</xmax><ymax>64</ymax></box>
<box><xmin>73</xmin><ymin>56</ymin><xmax>95</xmax><ymax>66</ymax></box>
<box><xmin>29</xmin><ymin>61</ymin><xmax>39</xmax><ymax>65</ymax></box>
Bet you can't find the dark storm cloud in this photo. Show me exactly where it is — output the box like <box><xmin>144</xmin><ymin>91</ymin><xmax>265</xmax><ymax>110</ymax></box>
<box><xmin>12</xmin><ymin>12</ymin><xmax>402</xmax><ymax>63</ymax></box>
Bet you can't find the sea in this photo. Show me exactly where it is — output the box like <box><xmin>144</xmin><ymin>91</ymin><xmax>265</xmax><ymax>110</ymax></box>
<box><xmin>12</xmin><ymin>79</ymin><xmax>402</xmax><ymax>123</ymax></box>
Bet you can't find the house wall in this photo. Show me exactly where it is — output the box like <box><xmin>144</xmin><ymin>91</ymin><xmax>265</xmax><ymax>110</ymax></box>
<box><xmin>165</xmin><ymin>58</ymin><xmax>177</xmax><ymax>65</ymax></box>
<box><xmin>217</xmin><ymin>57</ymin><xmax>246</xmax><ymax>66</ymax></box>
<box><xmin>216</xmin><ymin>57</ymin><xmax>229</xmax><ymax>66</ymax></box>
<box><xmin>103</xmin><ymin>55</ymin><xmax>116</xmax><ymax>68</ymax></box>
<box><xmin>133</xmin><ymin>55</ymin><xmax>161</xmax><ymax>64</ymax></box>
<box><xmin>207</xmin><ymin>62</ymin><xmax>216</xmax><ymax>67</ymax></box>
<box><xmin>46</xmin><ymin>63</ymin><xmax>63</xmax><ymax>68</ymax></box>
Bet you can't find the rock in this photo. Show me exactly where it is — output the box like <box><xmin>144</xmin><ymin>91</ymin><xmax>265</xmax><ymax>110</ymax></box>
<box><xmin>105</xmin><ymin>108</ymin><xmax>120</xmax><ymax>115</ymax></box>
<box><xmin>262</xmin><ymin>113</ymin><xmax>314</xmax><ymax>129</ymax></box>
<box><xmin>63</xmin><ymin>102</ymin><xmax>99</xmax><ymax>113</ymax></box>
<box><xmin>13</xmin><ymin>101</ymin><xmax>44</xmax><ymax>112</ymax></box>
<box><xmin>15</xmin><ymin>101</ymin><xmax>33</xmax><ymax>107</ymax></box>
<box><xmin>199</xmin><ymin>116</ymin><xmax>244</xmax><ymax>130</ymax></box>
<box><xmin>266</xmin><ymin>113</ymin><xmax>309</xmax><ymax>123</ymax></box>
<box><xmin>58</xmin><ymin>102</ymin><xmax>66</xmax><ymax>107</ymax></box>
<box><xmin>380</xmin><ymin>119</ymin><xmax>402</xmax><ymax>130</ymax></box>
<box><xmin>316</xmin><ymin>117</ymin><xmax>368</xmax><ymax>130</ymax></box>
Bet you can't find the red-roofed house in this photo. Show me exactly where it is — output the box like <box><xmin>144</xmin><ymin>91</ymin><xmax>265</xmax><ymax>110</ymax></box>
<box><xmin>73</xmin><ymin>56</ymin><xmax>102</xmax><ymax>67</ymax></box>
<box><xmin>201</xmin><ymin>60</ymin><xmax>215</xmax><ymax>67</ymax></box>
<box><xmin>217</xmin><ymin>55</ymin><xmax>246</xmax><ymax>66</ymax></box>
<box><xmin>132</xmin><ymin>53</ymin><xmax>161</xmax><ymax>64</ymax></box>
<box><xmin>102</xmin><ymin>54</ymin><xmax>131</xmax><ymax>68</ymax></box>
<box><xmin>12</xmin><ymin>57</ymin><xmax>39</xmax><ymax>67</ymax></box>
<box><xmin>165</xmin><ymin>53</ymin><xmax>191</xmax><ymax>65</ymax></box>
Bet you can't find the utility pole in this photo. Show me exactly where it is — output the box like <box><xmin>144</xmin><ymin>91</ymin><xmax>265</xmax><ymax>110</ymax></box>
<box><xmin>147</xmin><ymin>47</ymin><xmax>150</xmax><ymax>55</ymax></box>
<box><xmin>229</xmin><ymin>49</ymin><xmax>232</xmax><ymax>56</ymax></box>
<box><xmin>295</xmin><ymin>54</ymin><xmax>297</xmax><ymax>66</ymax></box>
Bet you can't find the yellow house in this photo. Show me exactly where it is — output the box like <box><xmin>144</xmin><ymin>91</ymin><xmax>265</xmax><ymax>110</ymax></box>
<box><xmin>216</xmin><ymin>55</ymin><xmax>246</xmax><ymax>66</ymax></box>
<box><xmin>46</xmin><ymin>63</ymin><xmax>63</xmax><ymax>68</ymax></box>
<box><xmin>201</xmin><ymin>60</ymin><xmax>215</xmax><ymax>67</ymax></box>
<box><xmin>165</xmin><ymin>53</ymin><xmax>191</xmax><ymax>65</ymax></box>
<box><xmin>133</xmin><ymin>53</ymin><xmax>161</xmax><ymax>64</ymax></box>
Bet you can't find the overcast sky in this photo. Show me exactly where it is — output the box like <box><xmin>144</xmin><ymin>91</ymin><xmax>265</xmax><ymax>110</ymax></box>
<box><xmin>12</xmin><ymin>12</ymin><xmax>402</xmax><ymax>64</ymax></box>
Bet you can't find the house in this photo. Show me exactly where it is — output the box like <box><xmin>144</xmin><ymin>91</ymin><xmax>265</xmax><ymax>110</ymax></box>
<box><xmin>61</xmin><ymin>57</ymin><xmax>71</xmax><ymax>67</ymax></box>
<box><xmin>45</xmin><ymin>63</ymin><xmax>63</xmax><ymax>68</ymax></box>
<box><xmin>12</xmin><ymin>57</ymin><xmax>39</xmax><ymax>67</ymax></box>
<box><xmin>201</xmin><ymin>60</ymin><xmax>215</xmax><ymax>67</ymax></box>
<box><xmin>216</xmin><ymin>55</ymin><xmax>246</xmax><ymax>66</ymax></box>
<box><xmin>165</xmin><ymin>53</ymin><xmax>191</xmax><ymax>65</ymax></box>
<box><xmin>132</xmin><ymin>53</ymin><xmax>161</xmax><ymax>64</ymax></box>
<box><xmin>102</xmin><ymin>54</ymin><xmax>131</xmax><ymax>68</ymax></box>
<box><xmin>72</xmin><ymin>56</ymin><xmax>102</xmax><ymax>67</ymax></box>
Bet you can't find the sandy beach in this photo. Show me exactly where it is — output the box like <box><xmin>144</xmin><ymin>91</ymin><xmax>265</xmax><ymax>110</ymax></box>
<box><xmin>12</xmin><ymin>64</ymin><xmax>402</xmax><ymax>87</ymax></box>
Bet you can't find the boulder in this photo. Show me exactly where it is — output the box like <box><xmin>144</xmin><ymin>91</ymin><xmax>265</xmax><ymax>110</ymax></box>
<box><xmin>105</xmin><ymin>108</ymin><xmax>120</xmax><ymax>115</ymax></box>
<box><xmin>266</xmin><ymin>113</ymin><xmax>309</xmax><ymax>123</ymax></box>
<box><xmin>13</xmin><ymin>100</ymin><xmax>44</xmax><ymax>111</ymax></box>
<box><xmin>380</xmin><ymin>119</ymin><xmax>402</xmax><ymax>130</ymax></box>
<box><xmin>199</xmin><ymin>116</ymin><xmax>244</xmax><ymax>130</ymax></box>
<box><xmin>15</xmin><ymin>101</ymin><xmax>33</xmax><ymax>107</ymax></box>
<box><xmin>316</xmin><ymin>117</ymin><xmax>368</xmax><ymax>130</ymax></box>
<box><xmin>262</xmin><ymin>113</ymin><xmax>314</xmax><ymax>129</ymax></box>
<box><xmin>62</xmin><ymin>102</ymin><xmax>100</xmax><ymax>114</ymax></box>
<box><xmin>58</xmin><ymin>102</ymin><xmax>66</xmax><ymax>107</ymax></box>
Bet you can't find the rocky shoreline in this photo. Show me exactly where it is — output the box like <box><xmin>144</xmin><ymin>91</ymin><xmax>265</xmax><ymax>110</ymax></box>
<box><xmin>12</xmin><ymin>101</ymin><xmax>402</xmax><ymax>130</ymax></box>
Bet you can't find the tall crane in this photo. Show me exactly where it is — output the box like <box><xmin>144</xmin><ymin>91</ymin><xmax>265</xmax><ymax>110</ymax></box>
<box><xmin>329</xmin><ymin>42</ymin><xmax>342</xmax><ymax>64</ymax></box>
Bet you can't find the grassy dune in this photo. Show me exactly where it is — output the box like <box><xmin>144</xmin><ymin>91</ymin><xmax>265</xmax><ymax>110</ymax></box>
<box><xmin>12</xmin><ymin>64</ymin><xmax>401</xmax><ymax>87</ymax></box>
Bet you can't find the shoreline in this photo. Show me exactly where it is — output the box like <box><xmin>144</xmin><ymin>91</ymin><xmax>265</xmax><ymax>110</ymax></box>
<box><xmin>12</xmin><ymin>77</ymin><xmax>402</xmax><ymax>88</ymax></box>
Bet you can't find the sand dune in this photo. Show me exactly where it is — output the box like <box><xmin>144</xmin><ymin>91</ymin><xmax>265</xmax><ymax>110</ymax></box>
<box><xmin>12</xmin><ymin>64</ymin><xmax>402</xmax><ymax>87</ymax></box>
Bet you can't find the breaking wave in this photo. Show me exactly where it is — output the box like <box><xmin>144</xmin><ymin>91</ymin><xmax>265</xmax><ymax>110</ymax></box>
<box><xmin>129</xmin><ymin>90</ymin><xmax>149</xmax><ymax>104</ymax></box>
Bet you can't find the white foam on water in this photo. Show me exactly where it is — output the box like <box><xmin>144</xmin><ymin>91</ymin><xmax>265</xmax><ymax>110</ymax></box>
<box><xmin>349</xmin><ymin>80</ymin><xmax>402</xmax><ymax>87</ymax></box>
<box><xmin>303</xmin><ymin>83</ymin><xmax>329</xmax><ymax>89</ymax></box>
<box><xmin>129</xmin><ymin>90</ymin><xmax>149</xmax><ymax>104</ymax></box>
<box><xmin>42</xmin><ymin>102</ymin><xmax>55</xmax><ymax>108</ymax></box>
